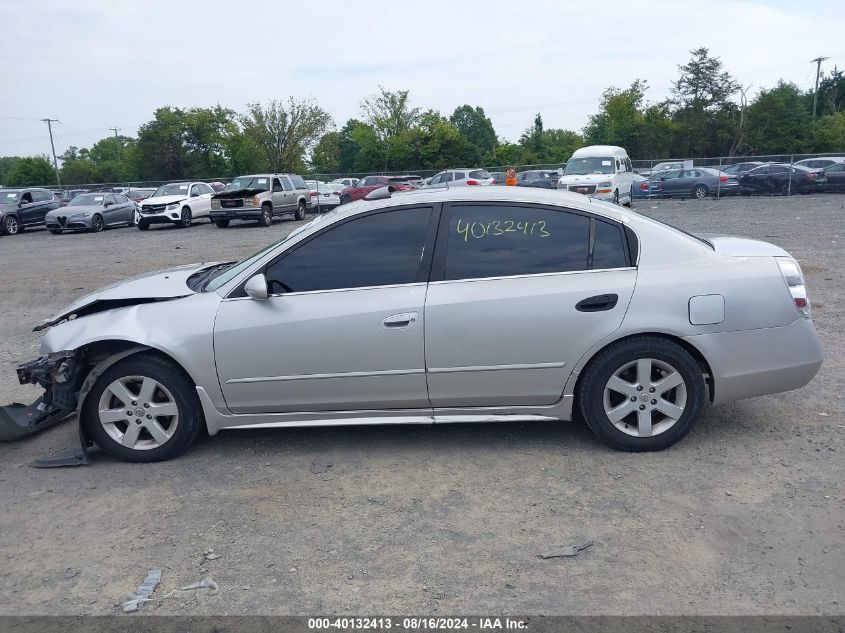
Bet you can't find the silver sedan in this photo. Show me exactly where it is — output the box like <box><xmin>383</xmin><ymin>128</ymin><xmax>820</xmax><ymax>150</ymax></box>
<box><xmin>12</xmin><ymin>187</ymin><xmax>822</xmax><ymax>461</ymax></box>
<box><xmin>45</xmin><ymin>192</ymin><xmax>136</xmax><ymax>233</ymax></box>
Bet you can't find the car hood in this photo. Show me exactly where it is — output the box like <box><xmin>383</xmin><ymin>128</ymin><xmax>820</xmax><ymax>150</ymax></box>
<box><xmin>0</xmin><ymin>202</ymin><xmax>17</xmax><ymax>212</ymax></box>
<box><xmin>698</xmin><ymin>234</ymin><xmax>791</xmax><ymax>257</ymax></box>
<box><xmin>559</xmin><ymin>174</ymin><xmax>614</xmax><ymax>184</ymax></box>
<box><xmin>142</xmin><ymin>195</ymin><xmax>187</xmax><ymax>205</ymax></box>
<box><xmin>46</xmin><ymin>205</ymin><xmax>101</xmax><ymax>216</ymax></box>
<box><xmin>34</xmin><ymin>263</ymin><xmax>218</xmax><ymax>331</ymax></box>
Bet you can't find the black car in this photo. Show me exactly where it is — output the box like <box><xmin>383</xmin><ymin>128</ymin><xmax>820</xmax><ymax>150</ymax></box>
<box><xmin>717</xmin><ymin>161</ymin><xmax>765</xmax><ymax>177</ymax></box>
<box><xmin>0</xmin><ymin>188</ymin><xmax>61</xmax><ymax>235</ymax></box>
<box><xmin>822</xmin><ymin>163</ymin><xmax>845</xmax><ymax>192</ymax></box>
<box><xmin>515</xmin><ymin>170</ymin><xmax>560</xmax><ymax>189</ymax></box>
<box><xmin>738</xmin><ymin>163</ymin><xmax>826</xmax><ymax>196</ymax></box>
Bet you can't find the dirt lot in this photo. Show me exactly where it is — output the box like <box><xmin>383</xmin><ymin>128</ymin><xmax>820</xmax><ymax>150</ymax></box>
<box><xmin>0</xmin><ymin>195</ymin><xmax>842</xmax><ymax>615</ymax></box>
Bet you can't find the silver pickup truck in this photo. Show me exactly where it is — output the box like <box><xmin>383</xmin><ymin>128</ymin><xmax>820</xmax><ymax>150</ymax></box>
<box><xmin>210</xmin><ymin>173</ymin><xmax>311</xmax><ymax>228</ymax></box>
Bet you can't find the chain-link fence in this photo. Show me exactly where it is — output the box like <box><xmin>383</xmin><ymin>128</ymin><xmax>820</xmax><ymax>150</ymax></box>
<box><xmin>24</xmin><ymin>151</ymin><xmax>845</xmax><ymax>200</ymax></box>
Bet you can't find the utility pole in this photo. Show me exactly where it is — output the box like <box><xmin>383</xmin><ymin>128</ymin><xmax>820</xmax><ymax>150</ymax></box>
<box><xmin>810</xmin><ymin>56</ymin><xmax>829</xmax><ymax>117</ymax></box>
<box><xmin>41</xmin><ymin>118</ymin><xmax>61</xmax><ymax>185</ymax></box>
<box><xmin>109</xmin><ymin>127</ymin><xmax>121</xmax><ymax>164</ymax></box>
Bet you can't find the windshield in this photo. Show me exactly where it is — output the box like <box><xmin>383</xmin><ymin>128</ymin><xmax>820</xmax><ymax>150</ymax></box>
<box><xmin>564</xmin><ymin>157</ymin><xmax>614</xmax><ymax>175</ymax></box>
<box><xmin>152</xmin><ymin>183</ymin><xmax>190</xmax><ymax>197</ymax></box>
<box><xmin>1</xmin><ymin>191</ymin><xmax>20</xmax><ymax>203</ymax></box>
<box><xmin>204</xmin><ymin>214</ymin><xmax>333</xmax><ymax>292</ymax></box>
<box><xmin>68</xmin><ymin>194</ymin><xmax>105</xmax><ymax>206</ymax></box>
<box><xmin>227</xmin><ymin>176</ymin><xmax>270</xmax><ymax>191</ymax></box>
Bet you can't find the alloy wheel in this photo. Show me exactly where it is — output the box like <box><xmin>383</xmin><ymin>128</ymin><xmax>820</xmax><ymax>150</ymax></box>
<box><xmin>97</xmin><ymin>375</ymin><xmax>180</xmax><ymax>450</ymax></box>
<box><xmin>4</xmin><ymin>216</ymin><xmax>19</xmax><ymax>235</ymax></box>
<box><xmin>602</xmin><ymin>358</ymin><xmax>687</xmax><ymax>438</ymax></box>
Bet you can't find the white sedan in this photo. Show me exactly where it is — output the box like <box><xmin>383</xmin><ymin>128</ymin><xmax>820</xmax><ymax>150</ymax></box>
<box><xmin>136</xmin><ymin>182</ymin><xmax>215</xmax><ymax>230</ymax></box>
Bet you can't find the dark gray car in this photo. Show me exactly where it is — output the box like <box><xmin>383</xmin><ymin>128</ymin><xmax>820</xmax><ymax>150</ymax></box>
<box><xmin>45</xmin><ymin>192</ymin><xmax>135</xmax><ymax>233</ymax></box>
<box><xmin>0</xmin><ymin>188</ymin><xmax>60</xmax><ymax>235</ymax></box>
<box><xmin>647</xmin><ymin>167</ymin><xmax>739</xmax><ymax>199</ymax></box>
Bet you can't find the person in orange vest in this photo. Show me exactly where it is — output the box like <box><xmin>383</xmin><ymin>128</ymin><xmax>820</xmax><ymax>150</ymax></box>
<box><xmin>505</xmin><ymin>166</ymin><xmax>517</xmax><ymax>186</ymax></box>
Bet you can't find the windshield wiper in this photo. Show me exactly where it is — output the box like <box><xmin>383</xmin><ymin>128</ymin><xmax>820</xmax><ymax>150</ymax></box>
<box><xmin>194</xmin><ymin>262</ymin><xmax>236</xmax><ymax>292</ymax></box>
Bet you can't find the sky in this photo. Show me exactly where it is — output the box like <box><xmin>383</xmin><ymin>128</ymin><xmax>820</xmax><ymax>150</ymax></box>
<box><xmin>1</xmin><ymin>0</ymin><xmax>843</xmax><ymax>159</ymax></box>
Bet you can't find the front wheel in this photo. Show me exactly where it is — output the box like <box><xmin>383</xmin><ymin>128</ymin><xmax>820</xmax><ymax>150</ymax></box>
<box><xmin>214</xmin><ymin>219</ymin><xmax>230</xmax><ymax>228</ymax></box>
<box><xmin>49</xmin><ymin>228</ymin><xmax>63</xmax><ymax>235</ymax></box>
<box><xmin>577</xmin><ymin>336</ymin><xmax>706</xmax><ymax>452</ymax></box>
<box><xmin>259</xmin><ymin>205</ymin><xmax>273</xmax><ymax>227</ymax></box>
<box><xmin>81</xmin><ymin>354</ymin><xmax>203</xmax><ymax>462</ymax></box>
<box><xmin>91</xmin><ymin>214</ymin><xmax>104</xmax><ymax>233</ymax></box>
<box><xmin>694</xmin><ymin>184</ymin><xmax>708</xmax><ymax>199</ymax></box>
<box><xmin>2</xmin><ymin>215</ymin><xmax>19</xmax><ymax>235</ymax></box>
<box><xmin>178</xmin><ymin>208</ymin><xmax>192</xmax><ymax>228</ymax></box>
<box><xmin>612</xmin><ymin>190</ymin><xmax>619</xmax><ymax>205</ymax></box>
<box><xmin>623</xmin><ymin>187</ymin><xmax>633</xmax><ymax>207</ymax></box>
<box><xmin>137</xmin><ymin>221</ymin><xmax>150</xmax><ymax>231</ymax></box>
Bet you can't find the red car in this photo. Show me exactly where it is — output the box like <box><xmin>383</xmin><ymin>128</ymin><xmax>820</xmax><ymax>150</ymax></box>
<box><xmin>338</xmin><ymin>175</ymin><xmax>415</xmax><ymax>204</ymax></box>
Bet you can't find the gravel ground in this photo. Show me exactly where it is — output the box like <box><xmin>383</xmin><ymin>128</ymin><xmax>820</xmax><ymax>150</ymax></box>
<box><xmin>0</xmin><ymin>195</ymin><xmax>842</xmax><ymax>615</ymax></box>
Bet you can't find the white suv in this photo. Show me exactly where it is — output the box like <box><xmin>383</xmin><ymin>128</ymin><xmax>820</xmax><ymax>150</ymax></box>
<box><xmin>137</xmin><ymin>182</ymin><xmax>215</xmax><ymax>230</ymax></box>
<box><xmin>557</xmin><ymin>145</ymin><xmax>634</xmax><ymax>206</ymax></box>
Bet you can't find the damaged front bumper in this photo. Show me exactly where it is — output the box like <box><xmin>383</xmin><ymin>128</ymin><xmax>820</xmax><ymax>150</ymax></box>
<box><xmin>0</xmin><ymin>352</ymin><xmax>80</xmax><ymax>442</ymax></box>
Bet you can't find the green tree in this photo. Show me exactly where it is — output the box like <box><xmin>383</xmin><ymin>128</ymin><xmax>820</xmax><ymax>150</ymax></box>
<box><xmin>134</xmin><ymin>107</ymin><xmax>191</xmax><ymax>180</ymax></box>
<box><xmin>541</xmin><ymin>129</ymin><xmax>583</xmax><ymax>163</ymax></box>
<box><xmin>310</xmin><ymin>131</ymin><xmax>341</xmax><ymax>173</ymax></box>
<box><xmin>813</xmin><ymin>112</ymin><xmax>845</xmax><ymax>152</ymax></box>
<box><xmin>5</xmin><ymin>156</ymin><xmax>56</xmax><ymax>186</ymax></box>
<box><xmin>669</xmin><ymin>47</ymin><xmax>740</xmax><ymax>156</ymax></box>
<box><xmin>241</xmin><ymin>98</ymin><xmax>333</xmax><ymax>173</ymax></box>
<box><xmin>361</xmin><ymin>87</ymin><xmax>420</xmax><ymax>141</ymax></box>
<box><xmin>0</xmin><ymin>156</ymin><xmax>22</xmax><ymax>186</ymax></box>
<box><xmin>449</xmin><ymin>105</ymin><xmax>497</xmax><ymax>159</ymax></box>
<box><xmin>519</xmin><ymin>113</ymin><xmax>545</xmax><ymax>160</ymax></box>
<box><xmin>744</xmin><ymin>81</ymin><xmax>813</xmax><ymax>154</ymax></box>
<box><xmin>813</xmin><ymin>68</ymin><xmax>844</xmax><ymax>116</ymax></box>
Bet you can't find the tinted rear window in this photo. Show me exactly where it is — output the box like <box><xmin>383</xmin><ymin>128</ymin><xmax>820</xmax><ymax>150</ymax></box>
<box><xmin>469</xmin><ymin>170</ymin><xmax>492</xmax><ymax>179</ymax></box>
<box><xmin>592</xmin><ymin>220</ymin><xmax>628</xmax><ymax>269</ymax></box>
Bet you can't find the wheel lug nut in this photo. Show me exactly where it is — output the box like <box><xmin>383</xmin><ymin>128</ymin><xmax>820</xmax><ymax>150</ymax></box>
<box><xmin>144</xmin><ymin>403</ymin><xmax>149</xmax><ymax>408</ymax></box>
<box><xmin>126</xmin><ymin>411</ymin><xmax>132</xmax><ymax>416</ymax></box>
<box><xmin>639</xmin><ymin>405</ymin><xmax>646</xmax><ymax>410</ymax></box>
<box><xmin>146</xmin><ymin>414</ymin><xmax>152</xmax><ymax>419</ymax></box>
<box><xmin>649</xmin><ymin>387</ymin><xmax>655</xmax><ymax>393</ymax></box>
<box><xmin>636</xmin><ymin>386</ymin><xmax>643</xmax><ymax>391</ymax></box>
<box><xmin>131</xmin><ymin>401</ymin><xmax>137</xmax><ymax>406</ymax></box>
<box><xmin>651</xmin><ymin>399</ymin><xmax>657</xmax><ymax>405</ymax></box>
<box><xmin>630</xmin><ymin>396</ymin><xmax>637</xmax><ymax>402</ymax></box>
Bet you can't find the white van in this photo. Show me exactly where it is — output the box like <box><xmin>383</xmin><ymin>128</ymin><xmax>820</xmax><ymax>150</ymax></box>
<box><xmin>557</xmin><ymin>145</ymin><xmax>634</xmax><ymax>206</ymax></box>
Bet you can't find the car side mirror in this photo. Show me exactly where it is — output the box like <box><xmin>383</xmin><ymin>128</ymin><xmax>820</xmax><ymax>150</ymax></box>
<box><xmin>244</xmin><ymin>273</ymin><xmax>269</xmax><ymax>301</ymax></box>
<box><xmin>104</xmin><ymin>201</ymin><xmax>113</xmax><ymax>207</ymax></box>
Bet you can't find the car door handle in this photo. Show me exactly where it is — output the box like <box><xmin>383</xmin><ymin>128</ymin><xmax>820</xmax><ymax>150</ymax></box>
<box><xmin>576</xmin><ymin>294</ymin><xmax>619</xmax><ymax>312</ymax></box>
<box><xmin>380</xmin><ymin>312</ymin><xmax>419</xmax><ymax>329</ymax></box>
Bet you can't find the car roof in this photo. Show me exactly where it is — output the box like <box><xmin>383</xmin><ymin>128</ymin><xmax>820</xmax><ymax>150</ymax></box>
<box><xmin>571</xmin><ymin>145</ymin><xmax>628</xmax><ymax>158</ymax></box>
<box><xmin>331</xmin><ymin>186</ymin><xmax>631</xmax><ymax>225</ymax></box>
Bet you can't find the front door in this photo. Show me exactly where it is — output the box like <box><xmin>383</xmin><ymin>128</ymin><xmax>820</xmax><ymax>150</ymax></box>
<box><xmin>424</xmin><ymin>202</ymin><xmax>637</xmax><ymax>408</ymax></box>
<box><xmin>280</xmin><ymin>176</ymin><xmax>295</xmax><ymax>212</ymax></box>
<box><xmin>214</xmin><ymin>205</ymin><xmax>437</xmax><ymax>414</ymax></box>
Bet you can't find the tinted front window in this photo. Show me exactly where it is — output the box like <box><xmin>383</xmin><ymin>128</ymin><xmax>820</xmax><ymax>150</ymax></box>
<box><xmin>565</xmin><ymin>157</ymin><xmax>614</xmax><ymax>175</ymax></box>
<box><xmin>265</xmin><ymin>207</ymin><xmax>431</xmax><ymax>293</ymax></box>
<box><xmin>444</xmin><ymin>204</ymin><xmax>590</xmax><ymax>281</ymax></box>
<box><xmin>592</xmin><ymin>220</ymin><xmax>628</xmax><ymax>269</ymax></box>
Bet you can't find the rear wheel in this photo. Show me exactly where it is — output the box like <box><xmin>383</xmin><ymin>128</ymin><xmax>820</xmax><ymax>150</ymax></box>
<box><xmin>178</xmin><ymin>208</ymin><xmax>192</xmax><ymax>228</ymax></box>
<box><xmin>578</xmin><ymin>336</ymin><xmax>706</xmax><ymax>452</ymax></box>
<box><xmin>694</xmin><ymin>184</ymin><xmax>708</xmax><ymax>199</ymax></box>
<box><xmin>2</xmin><ymin>215</ymin><xmax>19</xmax><ymax>235</ymax></box>
<box><xmin>780</xmin><ymin>182</ymin><xmax>791</xmax><ymax>196</ymax></box>
<box><xmin>81</xmin><ymin>354</ymin><xmax>202</xmax><ymax>462</ymax></box>
<box><xmin>48</xmin><ymin>228</ymin><xmax>63</xmax><ymax>235</ymax></box>
<box><xmin>259</xmin><ymin>205</ymin><xmax>273</xmax><ymax>227</ymax></box>
<box><xmin>91</xmin><ymin>214</ymin><xmax>104</xmax><ymax>233</ymax></box>
<box><xmin>214</xmin><ymin>219</ymin><xmax>230</xmax><ymax>228</ymax></box>
<box><xmin>295</xmin><ymin>200</ymin><xmax>306</xmax><ymax>220</ymax></box>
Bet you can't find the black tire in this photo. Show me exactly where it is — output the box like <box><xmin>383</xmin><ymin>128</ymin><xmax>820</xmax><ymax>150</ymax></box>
<box><xmin>694</xmin><ymin>184</ymin><xmax>708</xmax><ymax>199</ymax></box>
<box><xmin>612</xmin><ymin>190</ymin><xmax>619</xmax><ymax>205</ymax></box>
<box><xmin>48</xmin><ymin>228</ymin><xmax>63</xmax><ymax>235</ymax></box>
<box><xmin>259</xmin><ymin>204</ymin><xmax>273</xmax><ymax>227</ymax></box>
<box><xmin>138</xmin><ymin>221</ymin><xmax>150</xmax><ymax>231</ymax></box>
<box><xmin>81</xmin><ymin>353</ymin><xmax>203</xmax><ymax>462</ymax></box>
<box><xmin>577</xmin><ymin>336</ymin><xmax>706</xmax><ymax>452</ymax></box>
<box><xmin>91</xmin><ymin>214</ymin><xmax>104</xmax><ymax>233</ymax></box>
<box><xmin>214</xmin><ymin>219</ymin><xmax>230</xmax><ymax>228</ymax></box>
<box><xmin>295</xmin><ymin>200</ymin><xmax>306</xmax><ymax>220</ymax></box>
<box><xmin>2</xmin><ymin>215</ymin><xmax>19</xmax><ymax>235</ymax></box>
<box><xmin>178</xmin><ymin>207</ymin><xmax>192</xmax><ymax>228</ymax></box>
<box><xmin>780</xmin><ymin>182</ymin><xmax>791</xmax><ymax>196</ymax></box>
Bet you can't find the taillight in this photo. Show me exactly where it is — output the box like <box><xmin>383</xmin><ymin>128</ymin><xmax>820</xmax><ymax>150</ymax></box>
<box><xmin>777</xmin><ymin>258</ymin><xmax>810</xmax><ymax>317</ymax></box>
<box><xmin>491</xmin><ymin>178</ymin><xmax>496</xmax><ymax>184</ymax></box>
<box><xmin>332</xmin><ymin>191</ymin><xmax>340</xmax><ymax>196</ymax></box>
<box><xmin>640</xmin><ymin>182</ymin><xmax>648</xmax><ymax>190</ymax></box>
<box><xmin>310</xmin><ymin>191</ymin><xmax>318</xmax><ymax>197</ymax></box>
<box><xmin>466</xmin><ymin>179</ymin><xmax>478</xmax><ymax>186</ymax></box>
<box><xmin>719</xmin><ymin>175</ymin><xmax>728</xmax><ymax>182</ymax></box>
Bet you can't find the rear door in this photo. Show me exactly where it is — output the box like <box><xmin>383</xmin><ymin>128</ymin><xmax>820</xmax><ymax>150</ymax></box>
<box><xmin>424</xmin><ymin>202</ymin><xmax>637</xmax><ymax>408</ymax></box>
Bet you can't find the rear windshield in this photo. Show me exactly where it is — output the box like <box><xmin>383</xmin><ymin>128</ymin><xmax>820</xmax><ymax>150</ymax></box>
<box><xmin>469</xmin><ymin>170</ymin><xmax>492</xmax><ymax>179</ymax></box>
